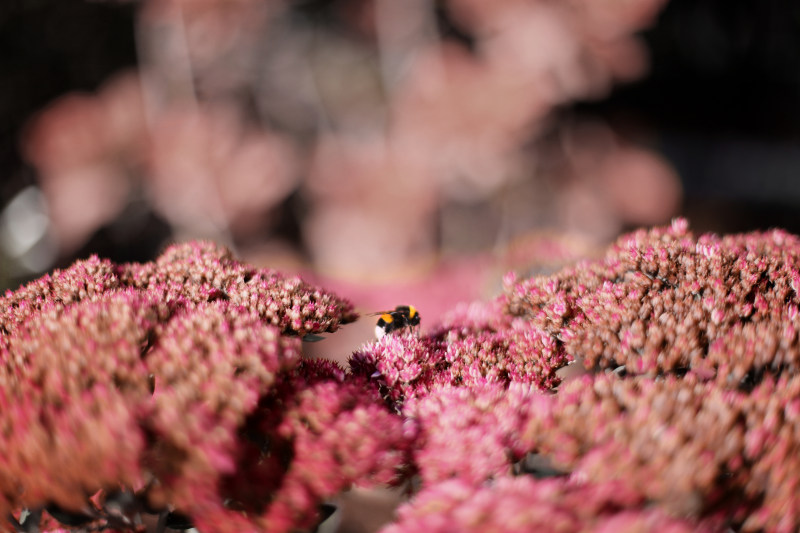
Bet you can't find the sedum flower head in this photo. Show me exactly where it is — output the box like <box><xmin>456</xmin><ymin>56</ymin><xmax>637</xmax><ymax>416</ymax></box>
<box><xmin>0</xmin><ymin>242</ymin><xmax>406</xmax><ymax>533</ymax></box>
<box><xmin>9</xmin><ymin>224</ymin><xmax>800</xmax><ymax>531</ymax></box>
<box><xmin>350</xmin><ymin>301</ymin><xmax>569</xmax><ymax>407</ymax></box>
<box><xmin>405</xmin><ymin>383</ymin><xmax>544</xmax><ymax>485</ymax></box>
<box><xmin>511</xmin><ymin>371</ymin><xmax>800</xmax><ymax>530</ymax></box>
<box><xmin>119</xmin><ymin>240</ymin><xmax>358</xmax><ymax>336</ymax></box>
<box><xmin>505</xmin><ymin>218</ymin><xmax>800</xmax><ymax>384</ymax></box>
<box><xmin>381</xmin><ymin>476</ymin><xmax>714</xmax><ymax>533</ymax></box>
<box><xmin>364</xmin><ymin>221</ymin><xmax>800</xmax><ymax>532</ymax></box>
<box><xmin>192</xmin><ymin>359</ymin><xmax>411</xmax><ymax>533</ymax></box>
<box><xmin>0</xmin><ymin>255</ymin><xmax>121</xmax><ymax>349</ymax></box>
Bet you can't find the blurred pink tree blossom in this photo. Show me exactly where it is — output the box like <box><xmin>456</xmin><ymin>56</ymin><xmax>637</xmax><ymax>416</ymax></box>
<box><xmin>20</xmin><ymin>0</ymin><xmax>680</xmax><ymax>287</ymax></box>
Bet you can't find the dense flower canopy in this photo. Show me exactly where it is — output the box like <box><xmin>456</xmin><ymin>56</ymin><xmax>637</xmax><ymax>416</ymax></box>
<box><xmin>365</xmin><ymin>219</ymin><xmax>800</xmax><ymax>533</ymax></box>
<box><xmin>0</xmin><ymin>242</ymin><xmax>391</xmax><ymax>533</ymax></box>
<box><xmin>6</xmin><ymin>222</ymin><xmax>800</xmax><ymax>532</ymax></box>
<box><xmin>381</xmin><ymin>476</ymin><xmax>715</xmax><ymax>533</ymax></box>
<box><xmin>505</xmin><ymin>217</ymin><xmax>800</xmax><ymax>383</ymax></box>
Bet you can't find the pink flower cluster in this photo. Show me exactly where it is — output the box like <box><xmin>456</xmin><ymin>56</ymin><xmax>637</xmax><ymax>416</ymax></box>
<box><xmin>383</xmin><ymin>476</ymin><xmax>712</xmax><ymax>533</ymax></box>
<box><xmin>506</xmin><ymin>217</ymin><xmax>800</xmax><ymax>383</ymax></box>
<box><xmin>384</xmin><ymin>369</ymin><xmax>800</xmax><ymax>532</ymax></box>
<box><xmin>0</xmin><ymin>242</ymin><xmax>410</xmax><ymax>532</ymax></box>
<box><xmin>119</xmin><ymin>240</ymin><xmax>358</xmax><ymax>335</ymax></box>
<box><xmin>185</xmin><ymin>360</ymin><xmax>410</xmax><ymax>533</ymax></box>
<box><xmin>404</xmin><ymin>383</ymin><xmax>543</xmax><ymax>486</ymax></box>
<box><xmin>372</xmin><ymin>220</ymin><xmax>800</xmax><ymax>533</ymax></box>
<box><xmin>9</xmin><ymin>221</ymin><xmax>800</xmax><ymax>532</ymax></box>
<box><xmin>350</xmin><ymin>301</ymin><xmax>568</xmax><ymax>405</ymax></box>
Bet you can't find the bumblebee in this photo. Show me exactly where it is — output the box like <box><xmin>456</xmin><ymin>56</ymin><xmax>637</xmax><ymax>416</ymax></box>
<box><xmin>373</xmin><ymin>305</ymin><xmax>421</xmax><ymax>339</ymax></box>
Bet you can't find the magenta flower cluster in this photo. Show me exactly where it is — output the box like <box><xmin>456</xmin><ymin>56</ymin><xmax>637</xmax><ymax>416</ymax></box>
<box><xmin>383</xmin><ymin>475</ymin><xmax>716</xmax><ymax>533</ymax></box>
<box><xmin>350</xmin><ymin>300</ymin><xmax>568</xmax><ymax>404</ymax></box>
<box><xmin>365</xmin><ymin>219</ymin><xmax>800</xmax><ymax>533</ymax></box>
<box><xmin>0</xmin><ymin>242</ymin><xmax>408</xmax><ymax>532</ymax></box>
<box><xmin>7</xmin><ymin>220</ymin><xmax>800</xmax><ymax>532</ymax></box>
<box><xmin>505</xmin><ymin>217</ymin><xmax>800</xmax><ymax>382</ymax></box>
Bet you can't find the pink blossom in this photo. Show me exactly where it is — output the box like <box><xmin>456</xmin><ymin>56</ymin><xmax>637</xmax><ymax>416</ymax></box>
<box><xmin>405</xmin><ymin>383</ymin><xmax>542</xmax><ymax>485</ymax></box>
<box><xmin>0</xmin><ymin>242</ymin><xmax>381</xmax><ymax>532</ymax></box>
<box><xmin>10</xmin><ymin>222</ymin><xmax>800</xmax><ymax>532</ymax></box>
<box><xmin>199</xmin><ymin>363</ymin><xmax>410</xmax><ymax>533</ymax></box>
<box><xmin>506</xmin><ymin>219</ymin><xmax>800</xmax><ymax>382</ymax></box>
<box><xmin>381</xmin><ymin>476</ymin><xmax>712</xmax><ymax>533</ymax></box>
<box><xmin>350</xmin><ymin>312</ymin><xmax>567</xmax><ymax>406</ymax></box>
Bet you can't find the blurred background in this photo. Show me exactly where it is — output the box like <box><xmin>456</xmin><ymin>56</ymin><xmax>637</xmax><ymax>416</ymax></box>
<box><xmin>1</xmin><ymin>0</ymin><xmax>799</xmax><ymax>335</ymax></box>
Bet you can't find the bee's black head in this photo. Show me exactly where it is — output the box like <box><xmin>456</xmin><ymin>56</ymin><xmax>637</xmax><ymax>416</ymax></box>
<box><xmin>395</xmin><ymin>305</ymin><xmax>420</xmax><ymax>326</ymax></box>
